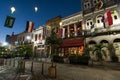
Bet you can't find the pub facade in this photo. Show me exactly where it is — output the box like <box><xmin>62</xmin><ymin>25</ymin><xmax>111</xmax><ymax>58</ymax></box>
<box><xmin>59</xmin><ymin>12</ymin><xmax>84</xmax><ymax>57</ymax></box>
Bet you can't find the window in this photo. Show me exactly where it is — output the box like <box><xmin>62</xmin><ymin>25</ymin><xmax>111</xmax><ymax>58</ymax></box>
<box><xmin>87</xmin><ymin>22</ymin><xmax>89</xmax><ymax>26</ymax></box>
<box><xmin>114</xmin><ymin>15</ymin><xmax>118</xmax><ymax>20</ymax></box>
<box><xmin>97</xmin><ymin>20</ymin><xmax>100</xmax><ymax>23</ymax></box>
<box><xmin>86</xmin><ymin>18</ymin><xmax>93</xmax><ymax>30</ymax></box>
<box><xmin>84</xmin><ymin>2</ymin><xmax>91</xmax><ymax>10</ymax></box>
<box><xmin>96</xmin><ymin>15</ymin><xmax>103</xmax><ymax>28</ymax></box>
<box><xmin>84</xmin><ymin>4</ymin><xmax>87</xmax><ymax>8</ymax></box>
<box><xmin>76</xmin><ymin>22</ymin><xmax>82</xmax><ymax>36</ymax></box>
<box><xmin>69</xmin><ymin>24</ymin><xmax>74</xmax><ymax>37</ymax></box>
<box><xmin>90</xmin><ymin>21</ymin><xmax>93</xmax><ymax>25</ymax></box>
<box><xmin>39</xmin><ymin>33</ymin><xmax>41</xmax><ymax>40</ymax></box>
<box><xmin>101</xmin><ymin>18</ymin><xmax>103</xmax><ymax>22</ymax></box>
<box><xmin>94</xmin><ymin>0</ymin><xmax>96</xmax><ymax>3</ymax></box>
<box><xmin>35</xmin><ymin>34</ymin><xmax>37</xmax><ymax>41</ymax></box>
<box><xmin>88</xmin><ymin>3</ymin><xmax>90</xmax><ymax>6</ymax></box>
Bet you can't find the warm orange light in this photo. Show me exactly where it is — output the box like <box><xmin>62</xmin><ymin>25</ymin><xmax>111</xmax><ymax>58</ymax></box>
<box><xmin>78</xmin><ymin>46</ymin><xmax>83</xmax><ymax>54</ymax></box>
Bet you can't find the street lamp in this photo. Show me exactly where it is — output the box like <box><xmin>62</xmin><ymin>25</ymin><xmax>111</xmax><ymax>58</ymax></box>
<box><xmin>10</xmin><ymin>6</ymin><xmax>16</xmax><ymax>14</ymax></box>
<box><xmin>26</xmin><ymin>35</ymin><xmax>31</xmax><ymax>44</ymax></box>
<box><xmin>26</xmin><ymin>35</ymin><xmax>31</xmax><ymax>40</ymax></box>
<box><xmin>34</xmin><ymin>6</ymin><xmax>38</xmax><ymax>12</ymax></box>
<box><xmin>2</xmin><ymin>42</ymin><xmax>8</xmax><ymax>47</ymax></box>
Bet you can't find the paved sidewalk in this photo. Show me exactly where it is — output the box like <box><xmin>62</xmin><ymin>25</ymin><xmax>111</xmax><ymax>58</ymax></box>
<box><xmin>88</xmin><ymin>61</ymin><xmax>120</xmax><ymax>70</ymax></box>
<box><xmin>0</xmin><ymin>68</ymin><xmax>16</xmax><ymax>80</ymax></box>
<box><xmin>0</xmin><ymin>60</ymin><xmax>120</xmax><ymax>80</ymax></box>
<box><xmin>26</xmin><ymin>61</ymin><xmax>120</xmax><ymax>80</ymax></box>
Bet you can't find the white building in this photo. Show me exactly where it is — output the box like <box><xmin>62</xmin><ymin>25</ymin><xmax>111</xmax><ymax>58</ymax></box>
<box><xmin>17</xmin><ymin>31</ymin><xmax>32</xmax><ymax>45</ymax></box>
<box><xmin>82</xmin><ymin>0</ymin><xmax>120</xmax><ymax>62</ymax></box>
<box><xmin>32</xmin><ymin>26</ymin><xmax>46</xmax><ymax>58</ymax></box>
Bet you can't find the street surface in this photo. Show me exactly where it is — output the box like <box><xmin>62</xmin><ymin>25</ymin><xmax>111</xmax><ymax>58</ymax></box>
<box><xmin>0</xmin><ymin>59</ymin><xmax>120</xmax><ymax>80</ymax></box>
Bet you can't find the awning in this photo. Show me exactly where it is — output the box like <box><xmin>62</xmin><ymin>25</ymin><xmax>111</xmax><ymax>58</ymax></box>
<box><xmin>60</xmin><ymin>39</ymin><xmax>84</xmax><ymax>47</ymax></box>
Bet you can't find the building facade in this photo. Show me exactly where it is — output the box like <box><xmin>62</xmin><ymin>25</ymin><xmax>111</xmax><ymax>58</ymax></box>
<box><xmin>45</xmin><ymin>16</ymin><xmax>62</xmax><ymax>56</ymax></box>
<box><xmin>59</xmin><ymin>11</ymin><xmax>84</xmax><ymax>56</ymax></box>
<box><xmin>9</xmin><ymin>32</ymin><xmax>18</xmax><ymax>50</ymax></box>
<box><xmin>32</xmin><ymin>26</ymin><xmax>46</xmax><ymax>58</ymax></box>
<box><xmin>17</xmin><ymin>31</ymin><xmax>33</xmax><ymax>45</ymax></box>
<box><xmin>82</xmin><ymin>0</ymin><xmax>120</xmax><ymax>61</ymax></box>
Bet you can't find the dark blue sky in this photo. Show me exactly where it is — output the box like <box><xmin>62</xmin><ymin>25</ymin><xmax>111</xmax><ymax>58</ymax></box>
<box><xmin>0</xmin><ymin>0</ymin><xmax>82</xmax><ymax>43</ymax></box>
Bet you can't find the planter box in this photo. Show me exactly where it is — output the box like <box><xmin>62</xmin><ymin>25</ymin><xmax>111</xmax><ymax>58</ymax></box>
<box><xmin>48</xmin><ymin>65</ymin><xmax>56</xmax><ymax>78</ymax></box>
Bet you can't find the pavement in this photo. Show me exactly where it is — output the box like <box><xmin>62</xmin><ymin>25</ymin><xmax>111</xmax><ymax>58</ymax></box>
<box><xmin>0</xmin><ymin>68</ymin><xmax>16</xmax><ymax>80</ymax></box>
<box><xmin>25</xmin><ymin>60</ymin><xmax>120</xmax><ymax>80</ymax></box>
<box><xmin>0</xmin><ymin>59</ymin><xmax>120</xmax><ymax>80</ymax></box>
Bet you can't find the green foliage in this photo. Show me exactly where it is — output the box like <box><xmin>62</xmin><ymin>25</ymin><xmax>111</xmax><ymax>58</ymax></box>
<box><xmin>92</xmin><ymin>43</ymin><xmax>107</xmax><ymax>62</ymax></box>
<box><xmin>78</xmin><ymin>55</ymin><xmax>90</xmax><ymax>65</ymax></box>
<box><xmin>15</xmin><ymin>45</ymin><xmax>33</xmax><ymax>57</ymax></box>
<box><xmin>68</xmin><ymin>54</ymin><xmax>78</xmax><ymax>64</ymax></box>
<box><xmin>52</xmin><ymin>54</ymin><xmax>64</xmax><ymax>63</ymax></box>
<box><xmin>84</xmin><ymin>45</ymin><xmax>94</xmax><ymax>56</ymax></box>
<box><xmin>111</xmin><ymin>56</ymin><xmax>118</xmax><ymax>62</ymax></box>
<box><xmin>45</xmin><ymin>28</ymin><xmax>62</xmax><ymax>46</ymax></box>
<box><xmin>68</xmin><ymin>54</ymin><xmax>90</xmax><ymax>65</ymax></box>
<box><xmin>45</xmin><ymin>28</ymin><xmax>62</xmax><ymax>55</ymax></box>
<box><xmin>0</xmin><ymin>46</ymin><xmax>7</xmax><ymax>54</ymax></box>
<box><xmin>107</xmin><ymin>44</ymin><xmax>116</xmax><ymax>57</ymax></box>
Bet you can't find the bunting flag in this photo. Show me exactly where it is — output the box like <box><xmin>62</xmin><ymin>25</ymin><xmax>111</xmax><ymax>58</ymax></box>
<box><xmin>4</xmin><ymin>16</ymin><xmax>15</xmax><ymax>28</ymax></box>
<box><xmin>26</xmin><ymin>21</ymin><xmax>34</xmax><ymax>32</ymax></box>
<box><xmin>62</xmin><ymin>28</ymin><xmax>65</xmax><ymax>38</ymax></box>
<box><xmin>58</xmin><ymin>28</ymin><xmax>62</xmax><ymax>38</ymax></box>
<box><xmin>103</xmin><ymin>10</ymin><xmax>113</xmax><ymax>28</ymax></box>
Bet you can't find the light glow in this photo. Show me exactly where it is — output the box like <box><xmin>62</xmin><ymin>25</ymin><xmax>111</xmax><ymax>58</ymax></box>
<box><xmin>11</xmin><ymin>6</ymin><xmax>16</xmax><ymax>14</ymax></box>
<box><xmin>26</xmin><ymin>36</ymin><xmax>31</xmax><ymax>40</ymax></box>
<box><xmin>34</xmin><ymin>7</ymin><xmax>38</xmax><ymax>12</ymax></box>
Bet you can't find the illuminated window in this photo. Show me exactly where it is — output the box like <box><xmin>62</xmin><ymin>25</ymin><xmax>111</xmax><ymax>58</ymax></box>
<box><xmin>78</xmin><ymin>46</ymin><xmax>84</xmax><ymax>55</ymax></box>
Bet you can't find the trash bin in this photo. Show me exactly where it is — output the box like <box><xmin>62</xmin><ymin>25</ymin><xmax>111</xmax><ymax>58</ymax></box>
<box><xmin>48</xmin><ymin>63</ymin><xmax>56</xmax><ymax>78</ymax></box>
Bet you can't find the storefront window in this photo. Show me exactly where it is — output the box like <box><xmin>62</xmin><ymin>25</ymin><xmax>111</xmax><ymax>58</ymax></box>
<box><xmin>63</xmin><ymin>46</ymin><xmax>84</xmax><ymax>56</ymax></box>
<box><xmin>78</xmin><ymin>46</ymin><xmax>84</xmax><ymax>55</ymax></box>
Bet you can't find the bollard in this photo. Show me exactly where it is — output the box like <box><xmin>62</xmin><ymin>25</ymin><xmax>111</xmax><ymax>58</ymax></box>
<box><xmin>18</xmin><ymin>60</ymin><xmax>25</xmax><ymax>74</ymax></box>
<box><xmin>5</xmin><ymin>59</ymin><xmax>7</xmax><ymax>65</ymax></box>
<box><xmin>13</xmin><ymin>59</ymin><xmax>15</xmax><ymax>67</ymax></box>
<box><xmin>0</xmin><ymin>58</ymin><xmax>4</xmax><ymax>68</ymax></box>
<box><xmin>41</xmin><ymin>62</ymin><xmax>44</xmax><ymax>75</ymax></box>
<box><xmin>48</xmin><ymin>63</ymin><xmax>56</xmax><ymax>78</ymax></box>
<box><xmin>9</xmin><ymin>59</ymin><xmax>11</xmax><ymax>66</ymax></box>
<box><xmin>31</xmin><ymin>61</ymin><xmax>33</xmax><ymax>74</ymax></box>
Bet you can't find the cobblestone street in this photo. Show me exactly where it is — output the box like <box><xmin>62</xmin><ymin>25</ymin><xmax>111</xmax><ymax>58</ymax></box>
<box><xmin>0</xmin><ymin>59</ymin><xmax>120</xmax><ymax>80</ymax></box>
